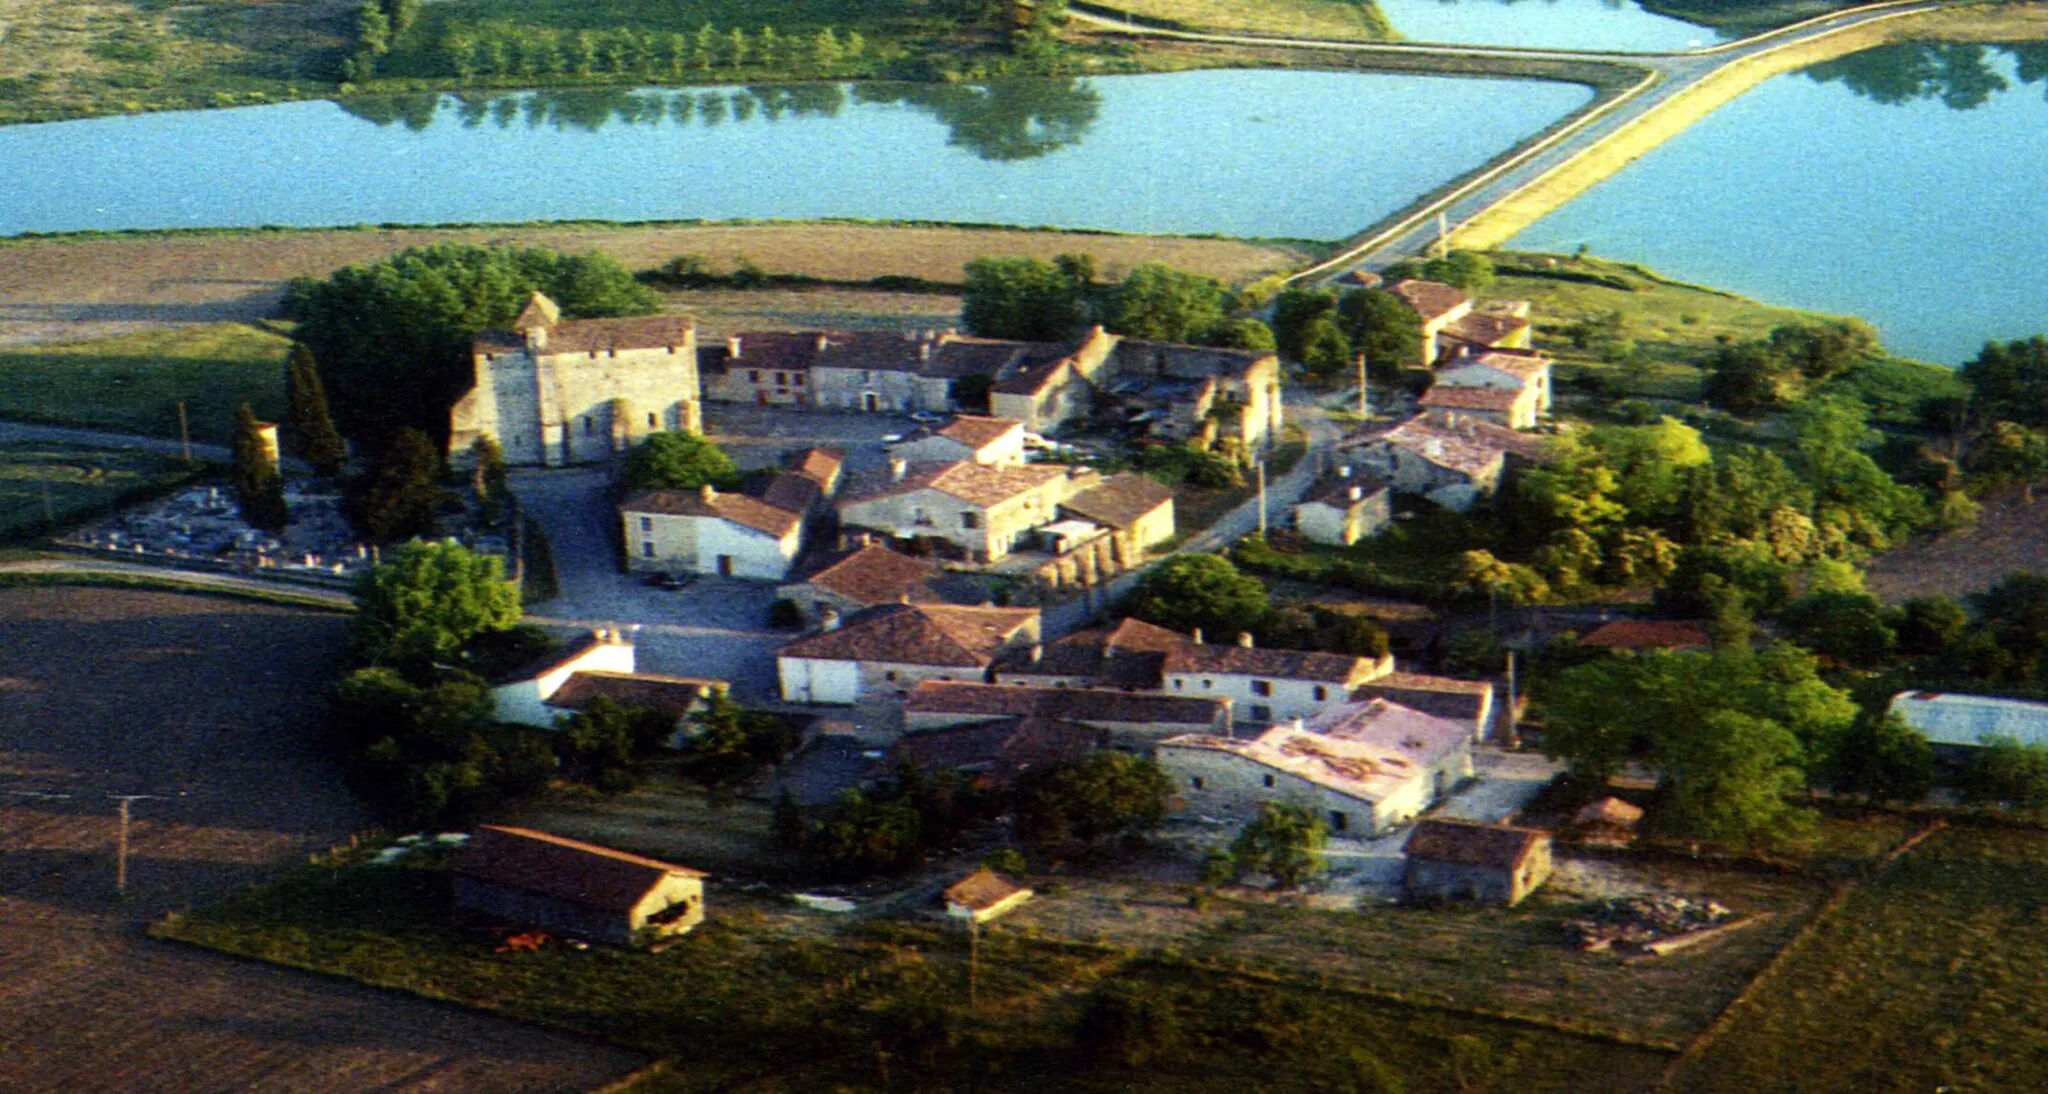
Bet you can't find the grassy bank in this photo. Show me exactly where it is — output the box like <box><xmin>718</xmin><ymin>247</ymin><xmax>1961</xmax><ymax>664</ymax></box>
<box><xmin>0</xmin><ymin>444</ymin><xmax>205</xmax><ymax>542</ymax></box>
<box><xmin>1083</xmin><ymin>0</ymin><xmax>1398</xmax><ymax>41</ymax></box>
<box><xmin>0</xmin><ymin>324</ymin><xmax>291</xmax><ymax>444</ymax></box>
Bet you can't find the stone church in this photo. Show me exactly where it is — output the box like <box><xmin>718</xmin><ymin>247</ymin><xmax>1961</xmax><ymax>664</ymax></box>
<box><xmin>449</xmin><ymin>293</ymin><xmax>702</xmax><ymax>467</ymax></box>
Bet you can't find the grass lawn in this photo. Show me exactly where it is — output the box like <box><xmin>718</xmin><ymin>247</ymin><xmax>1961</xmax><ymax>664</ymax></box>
<box><xmin>0</xmin><ymin>324</ymin><xmax>292</xmax><ymax>445</ymax></box>
<box><xmin>1671</xmin><ymin>823</ymin><xmax>2048</xmax><ymax>1092</ymax></box>
<box><xmin>0</xmin><ymin>442</ymin><xmax>203</xmax><ymax>541</ymax></box>
<box><xmin>1101</xmin><ymin>0</ymin><xmax>1396</xmax><ymax>40</ymax></box>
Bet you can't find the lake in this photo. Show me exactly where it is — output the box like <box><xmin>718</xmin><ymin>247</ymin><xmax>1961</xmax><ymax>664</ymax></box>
<box><xmin>1509</xmin><ymin>44</ymin><xmax>2048</xmax><ymax>365</ymax></box>
<box><xmin>1375</xmin><ymin>0</ymin><xmax>1720</xmax><ymax>54</ymax></box>
<box><xmin>0</xmin><ymin>70</ymin><xmax>1591</xmax><ymax>241</ymax></box>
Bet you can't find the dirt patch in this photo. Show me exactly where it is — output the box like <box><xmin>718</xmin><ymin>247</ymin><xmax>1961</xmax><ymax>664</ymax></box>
<box><xmin>0</xmin><ymin>586</ymin><xmax>643</xmax><ymax>1091</ymax></box>
<box><xmin>1864</xmin><ymin>484</ymin><xmax>2048</xmax><ymax>603</ymax></box>
<box><xmin>0</xmin><ymin>224</ymin><xmax>1309</xmax><ymax>347</ymax></box>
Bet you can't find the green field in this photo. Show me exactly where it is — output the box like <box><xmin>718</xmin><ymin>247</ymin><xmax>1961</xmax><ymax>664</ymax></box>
<box><xmin>1094</xmin><ymin>0</ymin><xmax>1396</xmax><ymax>40</ymax></box>
<box><xmin>0</xmin><ymin>324</ymin><xmax>291</xmax><ymax>446</ymax></box>
<box><xmin>1671</xmin><ymin>823</ymin><xmax>2048</xmax><ymax>1093</ymax></box>
<box><xmin>0</xmin><ymin>443</ymin><xmax>203</xmax><ymax>542</ymax></box>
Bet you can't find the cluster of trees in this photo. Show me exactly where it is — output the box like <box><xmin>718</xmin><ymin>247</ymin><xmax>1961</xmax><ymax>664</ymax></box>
<box><xmin>1382</xmin><ymin>250</ymin><xmax>1494</xmax><ymax>292</ymax></box>
<box><xmin>1454</xmin><ymin>399</ymin><xmax>1932</xmax><ymax>610</ymax></box>
<box><xmin>441</xmin><ymin>23</ymin><xmax>869</xmax><ymax>82</ymax></box>
<box><xmin>960</xmin><ymin>254</ymin><xmax>1273</xmax><ymax>350</ymax></box>
<box><xmin>330</xmin><ymin>542</ymin><xmax>552</xmax><ymax>824</ymax></box>
<box><xmin>342</xmin><ymin>0</ymin><xmax>420</xmax><ymax>82</ymax></box>
<box><xmin>1204</xmin><ymin>802</ymin><xmax>1327</xmax><ymax>889</ymax></box>
<box><xmin>282</xmin><ymin>242</ymin><xmax>657</xmax><ymax>452</ymax></box>
<box><xmin>619</xmin><ymin>431</ymin><xmax>739</xmax><ymax>494</ymax></box>
<box><xmin>1270</xmin><ymin>285</ymin><xmax>1422</xmax><ymax>386</ymax></box>
<box><xmin>1121</xmin><ymin>553</ymin><xmax>1390</xmax><ymax>659</ymax></box>
<box><xmin>1701</xmin><ymin>319</ymin><xmax>1884</xmax><ymax>416</ymax></box>
<box><xmin>797</xmin><ymin>751</ymin><xmax>1170</xmax><ymax>878</ymax></box>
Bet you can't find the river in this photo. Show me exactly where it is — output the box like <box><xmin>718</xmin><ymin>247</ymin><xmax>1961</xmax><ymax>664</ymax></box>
<box><xmin>0</xmin><ymin>70</ymin><xmax>1590</xmax><ymax>241</ymax></box>
<box><xmin>1508</xmin><ymin>44</ymin><xmax>2048</xmax><ymax>364</ymax></box>
<box><xmin>1374</xmin><ymin>0</ymin><xmax>1719</xmax><ymax>53</ymax></box>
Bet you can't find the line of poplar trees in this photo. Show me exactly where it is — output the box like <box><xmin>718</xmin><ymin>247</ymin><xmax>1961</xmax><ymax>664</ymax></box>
<box><xmin>441</xmin><ymin>24</ymin><xmax>867</xmax><ymax>82</ymax></box>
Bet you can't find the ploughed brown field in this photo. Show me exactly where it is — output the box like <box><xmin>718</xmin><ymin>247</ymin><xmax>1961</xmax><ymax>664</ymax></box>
<box><xmin>0</xmin><ymin>223</ymin><xmax>1311</xmax><ymax>347</ymax></box>
<box><xmin>0</xmin><ymin>587</ymin><xmax>644</xmax><ymax>1092</ymax></box>
<box><xmin>1865</xmin><ymin>484</ymin><xmax>2048</xmax><ymax>603</ymax></box>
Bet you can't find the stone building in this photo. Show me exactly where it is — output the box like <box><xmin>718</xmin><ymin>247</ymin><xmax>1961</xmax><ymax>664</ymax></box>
<box><xmin>901</xmin><ymin>679</ymin><xmax>1232</xmax><ymax>746</ymax></box>
<box><xmin>1340</xmin><ymin>413</ymin><xmax>1552</xmax><ymax>513</ymax></box>
<box><xmin>835</xmin><ymin>460</ymin><xmax>1095</xmax><ymax>563</ymax></box>
<box><xmin>698</xmin><ymin>332</ymin><xmax>826</xmax><ymax>406</ymax></box>
<box><xmin>449</xmin><ymin>292</ymin><xmax>701</xmax><ymax>467</ymax></box>
<box><xmin>620</xmin><ymin>484</ymin><xmax>804</xmax><ymax>580</ymax></box>
<box><xmin>776</xmin><ymin>602</ymin><xmax>1041</xmax><ymax>704</ymax></box>
<box><xmin>451</xmin><ymin>825</ymin><xmax>707</xmax><ymax>947</ymax></box>
<box><xmin>1292</xmin><ymin>468</ymin><xmax>1392</xmax><ymax>547</ymax></box>
<box><xmin>887</xmin><ymin>415</ymin><xmax>1028</xmax><ymax>468</ymax></box>
<box><xmin>1157</xmin><ymin>698</ymin><xmax>1472</xmax><ymax>837</ymax></box>
<box><xmin>1403</xmin><ymin>819</ymin><xmax>1553</xmax><ymax>906</ymax></box>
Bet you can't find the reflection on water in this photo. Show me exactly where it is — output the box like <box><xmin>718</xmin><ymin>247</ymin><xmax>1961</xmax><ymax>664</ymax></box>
<box><xmin>335</xmin><ymin>79</ymin><xmax>1101</xmax><ymax>162</ymax></box>
<box><xmin>1371</xmin><ymin>0</ymin><xmax>1716</xmax><ymax>52</ymax></box>
<box><xmin>1806</xmin><ymin>43</ymin><xmax>2048</xmax><ymax>110</ymax></box>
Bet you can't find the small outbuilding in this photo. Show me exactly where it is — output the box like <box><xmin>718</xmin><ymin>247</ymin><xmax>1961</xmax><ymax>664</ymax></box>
<box><xmin>452</xmin><ymin>825</ymin><xmax>708</xmax><ymax>947</ymax></box>
<box><xmin>944</xmin><ymin>868</ymin><xmax>1034</xmax><ymax>924</ymax></box>
<box><xmin>1403</xmin><ymin>818</ymin><xmax>1553</xmax><ymax>907</ymax></box>
<box><xmin>1571</xmin><ymin>796</ymin><xmax>1644</xmax><ymax>848</ymax></box>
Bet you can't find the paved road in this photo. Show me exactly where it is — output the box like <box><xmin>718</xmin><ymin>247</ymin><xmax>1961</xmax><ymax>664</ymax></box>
<box><xmin>1073</xmin><ymin>0</ymin><xmax>1952</xmax><ymax>278</ymax></box>
<box><xmin>0</xmin><ymin>420</ymin><xmax>230</xmax><ymax>463</ymax></box>
<box><xmin>1183</xmin><ymin>389</ymin><xmax>1343</xmax><ymax>554</ymax></box>
<box><xmin>0</xmin><ymin>557</ymin><xmax>354</xmax><ymax>608</ymax></box>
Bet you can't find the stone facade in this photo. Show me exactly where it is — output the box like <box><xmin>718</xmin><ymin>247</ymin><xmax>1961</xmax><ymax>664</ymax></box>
<box><xmin>1403</xmin><ymin>820</ymin><xmax>1554</xmax><ymax>907</ymax></box>
<box><xmin>836</xmin><ymin>462</ymin><xmax>1094</xmax><ymax>563</ymax></box>
<box><xmin>620</xmin><ymin>485</ymin><xmax>804</xmax><ymax>580</ymax></box>
<box><xmin>450</xmin><ymin>293</ymin><xmax>701</xmax><ymax>467</ymax></box>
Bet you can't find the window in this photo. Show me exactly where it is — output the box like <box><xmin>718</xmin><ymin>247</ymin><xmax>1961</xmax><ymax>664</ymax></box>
<box><xmin>582</xmin><ymin>417</ymin><xmax>592</xmax><ymax>436</ymax></box>
<box><xmin>1330</xmin><ymin>811</ymin><xmax>1348</xmax><ymax>833</ymax></box>
<box><xmin>641</xmin><ymin>542</ymin><xmax>655</xmax><ymax>558</ymax></box>
<box><xmin>861</xmin><ymin>370</ymin><xmax>872</xmax><ymax>383</ymax></box>
<box><xmin>1262</xmin><ymin>774</ymin><xmax>1275</xmax><ymax>788</ymax></box>
<box><xmin>775</xmin><ymin>372</ymin><xmax>787</xmax><ymax>386</ymax></box>
<box><xmin>1251</xmin><ymin>680</ymin><xmax>1272</xmax><ymax>697</ymax></box>
<box><xmin>1173</xmin><ymin>679</ymin><xmax>1184</xmax><ymax>691</ymax></box>
<box><xmin>793</xmin><ymin>373</ymin><xmax>805</xmax><ymax>386</ymax></box>
<box><xmin>648</xmin><ymin>412</ymin><xmax>659</xmax><ymax>428</ymax></box>
<box><xmin>960</xmin><ymin>511</ymin><xmax>980</xmax><ymax>529</ymax></box>
<box><xmin>1250</xmin><ymin>704</ymin><xmax>1272</xmax><ymax>722</ymax></box>
<box><xmin>1313</xmin><ymin>685</ymin><xmax>1328</xmax><ymax>701</ymax></box>
<box><xmin>1190</xmin><ymin>776</ymin><xmax>1205</xmax><ymax>790</ymax></box>
<box><xmin>885</xmin><ymin>671</ymin><xmax>898</xmax><ymax>682</ymax></box>
<box><xmin>1201</xmin><ymin>679</ymin><xmax>1213</xmax><ymax>690</ymax></box>
<box><xmin>639</xmin><ymin>516</ymin><xmax>653</xmax><ymax>533</ymax></box>
<box><xmin>749</xmin><ymin>370</ymin><xmax>761</xmax><ymax>383</ymax></box>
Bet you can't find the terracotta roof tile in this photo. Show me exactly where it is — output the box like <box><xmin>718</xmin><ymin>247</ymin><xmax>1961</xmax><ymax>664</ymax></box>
<box><xmin>936</xmin><ymin>415</ymin><xmax>1024</xmax><ymax>450</ymax></box>
<box><xmin>1443</xmin><ymin>312</ymin><xmax>1530</xmax><ymax>347</ymax></box>
<box><xmin>760</xmin><ymin>472</ymin><xmax>824</xmax><ymax>515</ymax></box>
<box><xmin>620</xmin><ymin>487</ymin><xmax>801</xmax><ymax>538</ymax></box>
<box><xmin>779</xmin><ymin>603</ymin><xmax>1037</xmax><ymax>667</ymax></box>
<box><xmin>1161</xmin><ymin>699</ymin><xmax>1466</xmax><ymax>804</ymax></box>
<box><xmin>1302</xmin><ymin>473</ymin><xmax>1391</xmax><ymax>510</ymax></box>
<box><xmin>1405</xmin><ymin>819</ymin><xmax>1548</xmax><ymax>870</ymax></box>
<box><xmin>1390</xmin><ymin>279</ymin><xmax>1470</xmax><ymax>323</ymax></box>
<box><xmin>1580</xmin><ymin>620</ymin><xmax>1712</xmax><ymax>651</ymax></box>
<box><xmin>791</xmin><ymin>543</ymin><xmax>942</xmax><ymax>607</ymax></box>
<box><xmin>477</xmin><ymin>314</ymin><xmax>696</xmax><ymax>357</ymax></box>
<box><xmin>904</xmin><ymin>680</ymin><xmax>1226</xmax><ymax>728</ymax></box>
<box><xmin>1419</xmin><ymin>386</ymin><xmax>1525</xmax><ymax>413</ymax></box>
<box><xmin>787</xmin><ymin>447</ymin><xmax>845</xmax><ymax>487</ymax></box>
<box><xmin>452</xmin><ymin>825</ymin><xmax>705</xmax><ymax>914</ymax></box>
<box><xmin>546</xmin><ymin>671</ymin><xmax>726</xmax><ymax>719</ymax></box>
<box><xmin>1164</xmin><ymin>642</ymin><xmax>1384</xmax><ymax>685</ymax></box>
<box><xmin>944</xmin><ymin>868</ymin><xmax>1030</xmax><ymax>911</ymax></box>
<box><xmin>1062</xmin><ymin>473</ymin><xmax>1175</xmax><ymax>529</ymax></box>
<box><xmin>885</xmin><ymin>716</ymin><xmax>1101</xmax><ymax>787</ymax></box>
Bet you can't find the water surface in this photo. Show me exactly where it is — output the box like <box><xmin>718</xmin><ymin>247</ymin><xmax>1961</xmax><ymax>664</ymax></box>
<box><xmin>1375</xmin><ymin>0</ymin><xmax>1718</xmax><ymax>53</ymax></box>
<box><xmin>1509</xmin><ymin>44</ymin><xmax>2048</xmax><ymax>364</ymax></box>
<box><xmin>0</xmin><ymin>70</ymin><xmax>1592</xmax><ymax>240</ymax></box>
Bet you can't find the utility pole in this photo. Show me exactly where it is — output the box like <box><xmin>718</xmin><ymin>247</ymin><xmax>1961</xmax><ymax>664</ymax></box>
<box><xmin>1255</xmin><ymin>459</ymin><xmax>1268</xmax><ymax>538</ymax></box>
<box><xmin>1436</xmin><ymin>212</ymin><xmax>1450</xmax><ymax>259</ymax></box>
<box><xmin>109</xmin><ymin>794</ymin><xmax>159</xmax><ymax>897</ymax></box>
<box><xmin>967</xmin><ymin>919</ymin><xmax>980</xmax><ymax>1015</ymax></box>
<box><xmin>1356</xmin><ymin>352</ymin><xmax>1370</xmax><ymax>420</ymax></box>
<box><xmin>176</xmin><ymin>402</ymin><xmax>192</xmax><ymax>465</ymax></box>
<box><xmin>1503</xmin><ymin>650</ymin><xmax>1520</xmax><ymax>749</ymax></box>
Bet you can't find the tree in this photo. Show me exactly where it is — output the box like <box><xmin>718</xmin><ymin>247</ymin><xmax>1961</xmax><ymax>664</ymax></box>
<box><xmin>810</xmin><ymin>27</ymin><xmax>843</xmax><ymax>70</ymax></box>
<box><xmin>230</xmin><ymin>403</ymin><xmax>289</xmax><ymax>532</ymax></box>
<box><xmin>1334</xmin><ymin>288</ymin><xmax>1422</xmax><ymax>380</ymax></box>
<box><xmin>1702</xmin><ymin>340</ymin><xmax>1800</xmax><ymax>415</ymax></box>
<box><xmin>1775</xmin><ymin>591</ymin><xmax>1896</xmax><ymax>668</ymax></box>
<box><xmin>1962</xmin><ymin>334</ymin><xmax>2048</xmax><ymax>427</ymax></box>
<box><xmin>1121</xmin><ymin>553</ymin><xmax>1268</xmax><ymax>638</ymax></box>
<box><xmin>1420</xmin><ymin>250</ymin><xmax>1493</xmax><ymax>292</ymax></box>
<box><xmin>619</xmin><ymin>431</ymin><xmax>737</xmax><ymax>493</ymax></box>
<box><xmin>1587</xmin><ymin>416</ymin><xmax>1709</xmax><ymax>525</ymax></box>
<box><xmin>960</xmin><ymin>255</ymin><xmax>1091</xmax><ymax>341</ymax></box>
<box><xmin>556</xmin><ymin>695</ymin><xmax>673</xmax><ymax>793</ymax></box>
<box><xmin>1298</xmin><ymin>317</ymin><xmax>1353</xmax><ymax>385</ymax></box>
<box><xmin>1076</xmin><ymin>983</ymin><xmax>1183</xmax><ymax>1068</ymax></box>
<box><xmin>1967</xmin><ymin>736</ymin><xmax>2048</xmax><ymax>808</ymax></box>
<box><xmin>284</xmin><ymin>342</ymin><xmax>348</xmax><ymax>477</ymax></box>
<box><xmin>350</xmin><ymin>427</ymin><xmax>451</xmax><ymax>542</ymax></box>
<box><xmin>683</xmin><ymin>692</ymin><xmax>798</xmax><ymax>788</ymax></box>
<box><xmin>355</xmin><ymin>1</ymin><xmax>391</xmax><ymax>54</ymax></box>
<box><xmin>1767</xmin><ymin>319</ymin><xmax>1880</xmax><ymax>381</ymax></box>
<box><xmin>1826</xmin><ymin>712</ymin><xmax>1932</xmax><ymax>805</ymax></box>
<box><xmin>1107</xmin><ymin>263</ymin><xmax>1229</xmax><ymax>344</ymax></box>
<box><xmin>1227</xmin><ymin>802</ymin><xmax>1327</xmax><ymax>888</ymax></box>
<box><xmin>1208</xmin><ymin>317</ymin><xmax>1275</xmax><ymax>352</ymax></box>
<box><xmin>282</xmin><ymin>243</ymin><xmax>658</xmax><ymax>447</ymax></box>
<box><xmin>350</xmin><ymin>540</ymin><xmax>521</xmax><ymax>669</ymax></box>
<box><xmin>1014</xmin><ymin>752</ymin><xmax>1170</xmax><ymax>849</ymax></box>
<box><xmin>1895</xmin><ymin>595</ymin><xmax>1968</xmax><ymax>657</ymax></box>
<box><xmin>1452</xmin><ymin>549</ymin><xmax>1549</xmax><ymax>606</ymax></box>
<box><xmin>809</xmin><ymin>788</ymin><xmax>923</xmax><ymax>876</ymax></box>
<box><xmin>1270</xmin><ymin>286</ymin><xmax>1336</xmax><ymax>362</ymax></box>
<box><xmin>1656</xmin><ymin>709</ymin><xmax>1814</xmax><ymax>851</ymax></box>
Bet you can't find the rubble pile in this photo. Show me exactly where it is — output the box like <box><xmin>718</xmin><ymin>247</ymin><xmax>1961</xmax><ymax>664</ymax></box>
<box><xmin>1564</xmin><ymin>894</ymin><xmax>1733</xmax><ymax>953</ymax></box>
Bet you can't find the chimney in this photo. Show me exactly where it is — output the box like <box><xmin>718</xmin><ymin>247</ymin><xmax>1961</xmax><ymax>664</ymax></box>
<box><xmin>820</xmin><ymin>607</ymin><xmax>842</xmax><ymax>632</ymax></box>
<box><xmin>1191</xmin><ymin>627</ymin><xmax>1204</xmax><ymax>645</ymax></box>
<box><xmin>727</xmin><ymin>335</ymin><xmax>742</xmax><ymax>358</ymax></box>
<box><xmin>1237</xmin><ymin>632</ymin><xmax>1254</xmax><ymax>649</ymax></box>
<box><xmin>898</xmin><ymin>593</ymin><xmax>910</xmax><ymax>605</ymax></box>
<box><xmin>1349</xmin><ymin>485</ymin><xmax>1363</xmax><ymax>501</ymax></box>
<box><xmin>888</xmin><ymin>457</ymin><xmax>908</xmax><ymax>483</ymax></box>
<box><xmin>700</xmin><ymin>483</ymin><xmax>715</xmax><ymax>503</ymax></box>
<box><xmin>919</xmin><ymin>342</ymin><xmax>932</xmax><ymax>363</ymax></box>
<box><xmin>1029</xmin><ymin>642</ymin><xmax>1044</xmax><ymax>664</ymax></box>
<box><xmin>815</xmin><ymin>333</ymin><xmax>829</xmax><ymax>352</ymax></box>
<box><xmin>1337</xmin><ymin>464</ymin><xmax>1352</xmax><ymax>478</ymax></box>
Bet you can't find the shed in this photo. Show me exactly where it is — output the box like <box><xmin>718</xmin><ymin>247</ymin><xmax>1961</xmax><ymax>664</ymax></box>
<box><xmin>944</xmin><ymin>868</ymin><xmax>1034</xmax><ymax>923</ymax></box>
<box><xmin>1403</xmin><ymin>818</ymin><xmax>1552</xmax><ymax>907</ymax></box>
<box><xmin>451</xmin><ymin>825</ymin><xmax>708</xmax><ymax>947</ymax></box>
<box><xmin>1571</xmin><ymin>796</ymin><xmax>1644</xmax><ymax>848</ymax></box>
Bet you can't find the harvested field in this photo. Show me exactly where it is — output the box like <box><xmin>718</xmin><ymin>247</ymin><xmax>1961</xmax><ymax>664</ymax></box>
<box><xmin>1864</xmin><ymin>484</ymin><xmax>2048</xmax><ymax>604</ymax></box>
<box><xmin>0</xmin><ymin>223</ymin><xmax>1311</xmax><ymax>347</ymax></box>
<box><xmin>0</xmin><ymin>586</ymin><xmax>644</xmax><ymax>1091</ymax></box>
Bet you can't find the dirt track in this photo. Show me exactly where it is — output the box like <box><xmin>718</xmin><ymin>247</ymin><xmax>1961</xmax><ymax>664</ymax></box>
<box><xmin>0</xmin><ymin>587</ymin><xmax>643</xmax><ymax>1092</ymax></box>
<box><xmin>0</xmin><ymin>223</ymin><xmax>1308</xmax><ymax>347</ymax></box>
<box><xmin>1865</xmin><ymin>485</ymin><xmax>2048</xmax><ymax>603</ymax></box>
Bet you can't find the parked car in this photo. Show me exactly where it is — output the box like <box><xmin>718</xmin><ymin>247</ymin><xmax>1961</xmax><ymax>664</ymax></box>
<box><xmin>661</xmin><ymin>573</ymin><xmax>694</xmax><ymax>591</ymax></box>
<box><xmin>908</xmin><ymin>410</ymin><xmax>945</xmax><ymax>425</ymax></box>
<box><xmin>643</xmin><ymin>571</ymin><xmax>673</xmax><ymax>587</ymax></box>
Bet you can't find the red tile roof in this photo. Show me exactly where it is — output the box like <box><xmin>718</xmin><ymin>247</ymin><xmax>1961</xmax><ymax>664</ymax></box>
<box><xmin>1443</xmin><ymin>312</ymin><xmax>1530</xmax><ymax>348</ymax></box>
<box><xmin>452</xmin><ymin>825</ymin><xmax>705</xmax><ymax>914</ymax></box>
<box><xmin>619</xmin><ymin>486</ymin><xmax>800</xmax><ymax>538</ymax></box>
<box><xmin>1163</xmin><ymin>642</ymin><xmax>1384</xmax><ymax>685</ymax></box>
<box><xmin>545</xmin><ymin>671</ymin><xmax>726</xmax><ymax>719</ymax></box>
<box><xmin>1302</xmin><ymin>474</ymin><xmax>1391</xmax><ymax>510</ymax></box>
<box><xmin>1062</xmin><ymin>473</ymin><xmax>1176</xmax><ymax>529</ymax></box>
<box><xmin>791</xmin><ymin>543</ymin><xmax>942</xmax><ymax>607</ymax></box>
<box><xmin>1390</xmin><ymin>279</ymin><xmax>1470</xmax><ymax>323</ymax></box>
<box><xmin>937</xmin><ymin>415</ymin><xmax>1023</xmax><ymax>451</ymax></box>
<box><xmin>996</xmin><ymin>616</ymin><xmax>1186</xmax><ymax>689</ymax></box>
<box><xmin>843</xmin><ymin>460</ymin><xmax>1081</xmax><ymax>510</ymax></box>
<box><xmin>1405</xmin><ymin>819</ymin><xmax>1548</xmax><ymax>870</ymax></box>
<box><xmin>886</xmin><ymin>716</ymin><xmax>1101</xmax><ymax>787</ymax></box>
<box><xmin>760</xmin><ymin>472</ymin><xmax>824</xmax><ymax>516</ymax></box>
<box><xmin>779</xmin><ymin>603</ymin><xmax>1037</xmax><ymax>667</ymax></box>
<box><xmin>477</xmin><ymin>314</ymin><xmax>696</xmax><ymax>357</ymax></box>
<box><xmin>944</xmin><ymin>868</ymin><xmax>1030</xmax><ymax>912</ymax></box>
<box><xmin>904</xmin><ymin>680</ymin><xmax>1226</xmax><ymax>728</ymax></box>
<box><xmin>787</xmin><ymin>447</ymin><xmax>844</xmax><ymax>487</ymax></box>
<box><xmin>1419</xmin><ymin>385</ymin><xmax>1525</xmax><ymax>413</ymax></box>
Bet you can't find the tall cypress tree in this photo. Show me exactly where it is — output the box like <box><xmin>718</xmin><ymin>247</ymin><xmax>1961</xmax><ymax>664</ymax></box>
<box><xmin>285</xmin><ymin>342</ymin><xmax>348</xmax><ymax>478</ymax></box>
<box><xmin>231</xmin><ymin>404</ymin><xmax>291</xmax><ymax>533</ymax></box>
